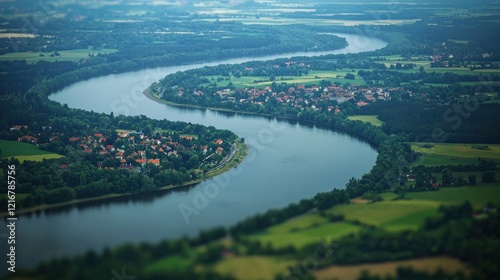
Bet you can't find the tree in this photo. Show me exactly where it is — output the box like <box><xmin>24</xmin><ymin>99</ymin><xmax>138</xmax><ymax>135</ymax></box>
<box><xmin>468</xmin><ymin>175</ymin><xmax>476</xmax><ymax>185</ymax></box>
<box><xmin>79</xmin><ymin>171</ymin><xmax>88</xmax><ymax>186</ymax></box>
<box><xmin>455</xmin><ymin>175</ymin><xmax>466</xmax><ymax>186</ymax></box>
<box><xmin>345</xmin><ymin>73</ymin><xmax>355</xmax><ymax>80</ymax></box>
<box><xmin>442</xmin><ymin>168</ymin><xmax>454</xmax><ymax>186</ymax></box>
<box><xmin>481</xmin><ymin>172</ymin><xmax>496</xmax><ymax>183</ymax></box>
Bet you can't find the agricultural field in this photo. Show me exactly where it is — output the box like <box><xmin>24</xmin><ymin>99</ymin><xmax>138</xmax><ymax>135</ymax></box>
<box><xmin>410</xmin><ymin>142</ymin><xmax>500</xmax><ymax>166</ymax></box>
<box><xmin>214</xmin><ymin>256</ymin><xmax>296</xmax><ymax>280</ymax></box>
<box><xmin>313</xmin><ymin>256</ymin><xmax>471</xmax><ymax>280</ymax></box>
<box><xmin>201</xmin><ymin>70</ymin><xmax>365</xmax><ymax>89</ymax></box>
<box><xmin>404</xmin><ymin>184</ymin><xmax>500</xmax><ymax>209</ymax></box>
<box><xmin>0</xmin><ymin>140</ymin><xmax>64</xmax><ymax>162</ymax></box>
<box><xmin>247</xmin><ymin>217</ymin><xmax>362</xmax><ymax>249</ymax></box>
<box><xmin>327</xmin><ymin>200</ymin><xmax>439</xmax><ymax>232</ymax></box>
<box><xmin>145</xmin><ymin>255</ymin><xmax>192</xmax><ymax>276</ymax></box>
<box><xmin>346</xmin><ymin>115</ymin><xmax>384</xmax><ymax>127</ymax></box>
<box><xmin>0</xmin><ymin>48</ymin><xmax>118</xmax><ymax>63</ymax></box>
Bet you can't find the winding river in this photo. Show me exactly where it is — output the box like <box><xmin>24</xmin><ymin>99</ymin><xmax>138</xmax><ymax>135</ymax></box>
<box><xmin>4</xmin><ymin>34</ymin><xmax>386</xmax><ymax>269</ymax></box>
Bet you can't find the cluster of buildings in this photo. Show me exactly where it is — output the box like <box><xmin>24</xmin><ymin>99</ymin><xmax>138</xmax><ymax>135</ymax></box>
<box><xmin>208</xmin><ymin>83</ymin><xmax>397</xmax><ymax>113</ymax></box>
<box><xmin>13</xmin><ymin>126</ymin><xmax>227</xmax><ymax>171</ymax></box>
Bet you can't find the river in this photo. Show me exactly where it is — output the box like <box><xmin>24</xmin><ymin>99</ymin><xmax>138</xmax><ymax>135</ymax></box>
<box><xmin>4</xmin><ymin>33</ymin><xmax>386</xmax><ymax>269</ymax></box>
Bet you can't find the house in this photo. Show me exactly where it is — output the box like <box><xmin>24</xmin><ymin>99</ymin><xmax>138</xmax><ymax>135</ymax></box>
<box><xmin>406</xmin><ymin>175</ymin><xmax>416</xmax><ymax>182</ymax></box>
<box><xmin>148</xmin><ymin>159</ymin><xmax>160</xmax><ymax>166</ymax></box>
<box><xmin>10</xmin><ymin>125</ymin><xmax>28</xmax><ymax>131</ymax></box>
<box><xmin>118</xmin><ymin>164</ymin><xmax>137</xmax><ymax>171</ymax></box>
<box><xmin>216</xmin><ymin>147</ymin><xmax>224</xmax><ymax>155</ymax></box>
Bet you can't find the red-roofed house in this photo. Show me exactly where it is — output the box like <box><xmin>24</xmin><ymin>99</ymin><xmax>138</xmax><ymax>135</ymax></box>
<box><xmin>148</xmin><ymin>159</ymin><xmax>160</xmax><ymax>166</ymax></box>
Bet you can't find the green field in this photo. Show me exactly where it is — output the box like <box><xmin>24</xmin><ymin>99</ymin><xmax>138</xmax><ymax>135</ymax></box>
<box><xmin>145</xmin><ymin>255</ymin><xmax>191</xmax><ymax>276</ymax></box>
<box><xmin>0</xmin><ymin>140</ymin><xmax>64</xmax><ymax>162</ymax></box>
<box><xmin>214</xmin><ymin>256</ymin><xmax>296</xmax><ymax>280</ymax></box>
<box><xmin>328</xmin><ymin>200</ymin><xmax>440</xmax><ymax>232</ymax></box>
<box><xmin>247</xmin><ymin>213</ymin><xmax>361</xmax><ymax>249</ymax></box>
<box><xmin>0</xmin><ymin>48</ymin><xmax>118</xmax><ymax>63</ymax></box>
<box><xmin>411</xmin><ymin>142</ymin><xmax>500</xmax><ymax>166</ymax></box>
<box><xmin>314</xmin><ymin>256</ymin><xmax>471</xmax><ymax>280</ymax></box>
<box><xmin>405</xmin><ymin>184</ymin><xmax>500</xmax><ymax>209</ymax></box>
<box><xmin>347</xmin><ymin>115</ymin><xmax>384</xmax><ymax>127</ymax></box>
<box><xmin>201</xmin><ymin>70</ymin><xmax>366</xmax><ymax>88</ymax></box>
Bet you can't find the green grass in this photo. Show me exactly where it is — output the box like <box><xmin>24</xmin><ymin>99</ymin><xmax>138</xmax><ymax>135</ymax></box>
<box><xmin>328</xmin><ymin>200</ymin><xmax>440</xmax><ymax>232</ymax></box>
<box><xmin>380</xmin><ymin>192</ymin><xmax>399</xmax><ymax>201</ymax></box>
<box><xmin>404</xmin><ymin>184</ymin><xmax>500</xmax><ymax>209</ymax></box>
<box><xmin>144</xmin><ymin>255</ymin><xmax>191</xmax><ymax>276</ymax></box>
<box><xmin>214</xmin><ymin>256</ymin><xmax>296</xmax><ymax>280</ymax></box>
<box><xmin>201</xmin><ymin>70</ymin><xmax>366</xmax><ymax>89</ymax></box>
<box><xmin>0</xmin><ymin>140</ymin><xmax>64</xmax><ymax>162</ymax></box>
<box><xmin>0</xmin><ymin>48</ymin><xmax>118</xmax><ymax>63</ymax></box>
<box><xmin>411</xmin><ymin>142</ymin><xmax>500</xmax><ymax>166</ymax></box>
<box><xmin>247</xmin><ymin>213</ymin><xmax>361</xmax><ymax>249</ymax></box>
<box><xmin>347</xmin><ymin>115</ymin><xmax>384</xmax><ymax>127</ymax></box>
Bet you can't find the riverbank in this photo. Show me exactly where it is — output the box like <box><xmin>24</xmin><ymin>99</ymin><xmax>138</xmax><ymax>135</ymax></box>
<box><xmin>144</xmin><ymin>89</ymin><xmax>275</xmax><ymax>118</ymax></box>
<box><xmin>0</xmin><ymin>140</ymin><xmax>248</xmax><ymax>217</ymax></box>
<box><xmin>145</xmin><ymin>89</ymin><xmax>382</xmax><ymax>148</ymax></box>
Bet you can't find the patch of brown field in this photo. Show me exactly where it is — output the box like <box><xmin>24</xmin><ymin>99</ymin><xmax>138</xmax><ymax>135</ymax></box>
<box><xmin>350</xmin><ymin>198</ymin><xmax>370</xmax><ymax>204</ymax></box>
<box><xmin>0</xmin><ymin>33</ymin><xmax>36</xmax><ymax>38</ymax></box>
<box><xmin>313</xmin><ymin>256</ymin><xmax>470</xmax><ymax>280</ymax></box>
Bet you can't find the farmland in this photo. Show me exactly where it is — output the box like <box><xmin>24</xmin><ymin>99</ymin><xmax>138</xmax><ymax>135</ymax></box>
<box><xmin>200</xmin><ymin>70</ymin><xmax>366</xmax><ymax>89</ymax></box>
<box><xmin>313</xmin><ymin>256</ymin><xmax>471</xmax><ymax>280</ymax></box>
<box><xmin>346</xmin><ymin>115</ymin><xmax>384</xmax><ymax>127</ymax></box>
<box><xmin>214</xmin><ymin>256</ymin><xmax>296</xmax><ymax>280</ymax></box>
<box><xmin>247</xmin><ymin>216</ymin><xmax>362</xmax><ymax>249</ymax></box>
<box><xmin>0</xmin><ymin>48</ymin><xmax>118</xmax><ymax>63</ymax></box>
<box><xmin>404</xmin><ymin>184</ymin><xmax>500</xmax><ymax>209</ymax></box>
<box><xmin>410</xmin><ymin>142</ymin><xmax>500</xmax><ymax>166</ymax></box>
<box><xmin>0</xmin><ymin>140</ymin><xmax>64</xmax><ymax>162</ymax></box>
<box><xmin>327</xmin><ymin>199</ymin><xmax>439</xmax><ymax>232</ymax></box>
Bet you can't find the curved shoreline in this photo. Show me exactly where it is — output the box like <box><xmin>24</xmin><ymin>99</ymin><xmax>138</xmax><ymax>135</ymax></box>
<box><xmin>0</xmin><ymin>140</ymin><xmax>248</xmax><ymax>217</ymax></box>
<box><xmin>8</xmin><ymin>33</ymin><xmax>386</xmax><ymax>218</ymax></box>
<box><xmin>144</xmin><ymin>89</ymin><xmax>381</xmax><ymax>148</ymax></box>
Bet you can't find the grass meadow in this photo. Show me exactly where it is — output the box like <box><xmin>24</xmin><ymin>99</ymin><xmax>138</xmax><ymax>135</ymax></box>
<box><xmin>346</xmin><ymin>115</ymin><xmax>384</xmax><ymax>127</ymax></box>
<box><xmin>0</xmin><ymin>48</ymin><xmax>118</xmax><ymax>63</ymax></box>
<box><xmin>410</xmin><ymin>143</ymin><xmax>500</xmax><ymax>166</ymax></box>
<box><xmin>0</xmin><ymin>140</ymin><xmax>64</xmax><ymax>162</ymax></box>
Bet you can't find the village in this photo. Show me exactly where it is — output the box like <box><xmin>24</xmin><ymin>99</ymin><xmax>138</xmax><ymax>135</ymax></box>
<box><xmin>12</xmin><ymin>125</ymin><xmax>233</xmax><ymax>174</ymax></box>
<box><xmin>213</xmin><ymin>82</ymin><xmax>400</xmax><ymax>113</ymax></box>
